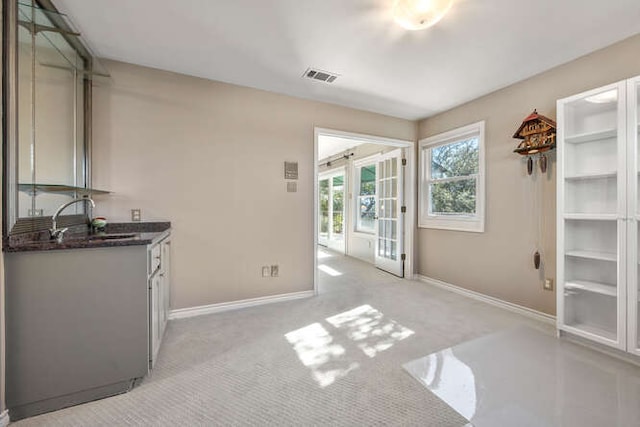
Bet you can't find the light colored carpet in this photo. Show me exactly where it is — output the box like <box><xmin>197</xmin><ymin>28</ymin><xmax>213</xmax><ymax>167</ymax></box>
<box><xmin>14</xmin><ymin>249</ymin><xmax>548</xmax><ymax>426</ymax></box>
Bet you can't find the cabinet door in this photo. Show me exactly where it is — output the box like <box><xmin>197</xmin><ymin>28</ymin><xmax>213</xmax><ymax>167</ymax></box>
<box><xmin>557</xmin><ymin>81</ymin><xmax>627</xmax><ymax>350</ymax></box>
<box><xmin>162</xmin><ymin>240</ymin><xmax>171</xmax><ymax>320</ymax></box>
<box><xmin>158</xmin><ymin>273</ymin><xmax>166</xmax><ymax>337</ymax></box>
<box><xmin>150</xmin><ymin>273</ymin><xmax>161</xmax><ymax>365</ymax></box>
<box><xmin>628</xmin><ymin>76</ymin><xmax>640</xmax><ymax>356</ymax></box>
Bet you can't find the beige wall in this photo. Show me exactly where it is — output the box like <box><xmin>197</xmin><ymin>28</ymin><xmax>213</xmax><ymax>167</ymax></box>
<box><xmin>92</xmin><ymin>60</ymin><xmax>415</xmax><ymax>310</ymax></box>
<box><xmin>418</xmin><ymin>34</ymin><xmax>640</xmax><ymax>315</ymax></box>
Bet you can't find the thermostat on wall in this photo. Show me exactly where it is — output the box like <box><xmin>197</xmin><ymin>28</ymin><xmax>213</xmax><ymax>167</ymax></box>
<box><xmin>284</xmin><ymin>161</ymin><xmax>298</xmax><ymax>180</ymax></box>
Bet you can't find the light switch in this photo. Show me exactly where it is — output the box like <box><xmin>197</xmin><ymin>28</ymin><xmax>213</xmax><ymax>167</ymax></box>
<box><xmin>287</xmin><ymin>182</ymin><xmax>297</xmax><ymax>193</ymax></box>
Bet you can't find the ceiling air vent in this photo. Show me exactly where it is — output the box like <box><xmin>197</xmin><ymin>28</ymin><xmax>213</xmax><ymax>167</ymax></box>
<box><xmin>303</xmin><ymin>67</ymin><xmax>339</xmax><ymax>83</ymax></box>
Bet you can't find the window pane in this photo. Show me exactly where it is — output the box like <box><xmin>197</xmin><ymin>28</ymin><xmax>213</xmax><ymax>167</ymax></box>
<box><xmin>429</xmin><ymin>178</ymin><xmax>476</xmax><ymax>215</ymax></box>
<box><xmin>359</xmin><ymin>166</ymin><xmax>376</xmax><ymax>196</ymax></box>
<box><xmin>332</xmin><ymin>186</ymin><xmax>344</xmax><ymax>235</ymax></box>
<box><xmin>358</xmin><ymin>196</ymin><xmax>375</xmax><ymax>231</ymax></box>
<box><xmin>320</xmin><ymin>179</ymin><xmax>329</xmax><ymax>233</ymax></box>
<box><xmin>333</xmin><ymin>175</ymin><xmax>344</xmax><ymax>186</ymax></box>
<box><xmin>431</xmin><ymin>138</ymin><xmax>479</xmax><ymax>179</ymax></box>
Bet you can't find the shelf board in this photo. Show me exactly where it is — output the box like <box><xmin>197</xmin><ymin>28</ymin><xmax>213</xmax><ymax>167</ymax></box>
<box><xmin>566</xmin><ymin>322</ymin><xmax>617</xmax><ymax>342</ymax></box>
<box><xmin>564</xmin><ymin>128</ymin><xmax>617</xmax><ymax>144</ymax></box>
<box><xmin>565</xmin><ymin>250</ymin><xmax>616</xmax><ymax>262</ymax></box>
<box><xmin>564</xmin><ymin>213</ymin><xmax>617</xmax><ymax>221</ymax></box>
<box><xmin>565</xmin><ymin>280</ymin><xmax>617</xmax><ymax>297</ymax></box>
<box><xmin>18</xmin><ymin>183</ymin><xmax>110</xmax><ymax>196</ymax></box>
<box><xmin>565</xmin><ymin>171</ymin><xmax>617</xmax><ymax>181</ymax></box>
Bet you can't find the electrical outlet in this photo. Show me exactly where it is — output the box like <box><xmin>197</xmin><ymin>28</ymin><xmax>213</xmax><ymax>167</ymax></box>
<box><xmin>271</xmin><ymin>265</ymin><xmax>279</xmax><ymax>277</ymax></box>
<box><xmin>544</xmin><ymin>279</ymin><xmax>554</xmax><ymax>291</ymax></box>
<box><xmin>262</xmin><ymin>266</ymin><xmax>271</xmax><ymax>277</ymax></box>
<box><xmin>131</xmin><ymin>209</ymin><xmax>141</xmax><ymax>222</ymax></box>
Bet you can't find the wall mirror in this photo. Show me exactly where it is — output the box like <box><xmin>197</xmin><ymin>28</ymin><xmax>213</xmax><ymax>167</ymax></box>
<box><xmin>4</xmin><ymin>0</ymin><xmax>108</xmax><ymax>235</ymax></box>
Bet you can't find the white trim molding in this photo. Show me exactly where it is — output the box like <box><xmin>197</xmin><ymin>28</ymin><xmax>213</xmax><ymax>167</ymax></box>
<box><xmin>0</xmin><ymin>410</ymin><xmax>9</xmax><ymax>427</ymax></box>
<box><xmin>417</xmin><ymin>275</ymin><xmax>556</xmax><ymax>325</ymax></box>
<box><xmin>169</xmin><ymin>290</ymin><xmax>315</xmax><ymax>320</ymax></box>
<box><xmin>419</xmin><ymin>121</ymin><xmax>486</xmax><ymax>233</ymax></box>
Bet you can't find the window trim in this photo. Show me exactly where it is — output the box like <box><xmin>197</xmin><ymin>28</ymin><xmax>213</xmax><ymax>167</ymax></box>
<box><xmin>418</xmin><ymin>121</ymin><xmax>485</xmax><ymax>233</ymax></box>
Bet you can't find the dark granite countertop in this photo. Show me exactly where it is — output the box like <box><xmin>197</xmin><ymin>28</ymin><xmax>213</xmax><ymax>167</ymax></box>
<box><xmin>5</xmin><ymin>222</ymin><xmax>171</xmax><ymax>253</ymax></box>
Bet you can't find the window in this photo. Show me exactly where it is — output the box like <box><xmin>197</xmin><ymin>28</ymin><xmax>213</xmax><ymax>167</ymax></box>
<box><xmin>354</xmin><ymin>159</ymin><xmax>377</xmax><ymax>233</ymax></box>
<box><xmin>419</xmin><ymin>121</ymin><xmax>485</xmax><ymax>232</ymax></box>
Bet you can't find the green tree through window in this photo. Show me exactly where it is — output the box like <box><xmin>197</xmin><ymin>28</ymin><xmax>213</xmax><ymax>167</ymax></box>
<box><xmin>430</xmin><ymin>138</ymin><xmax>478</xmax><ymax>214</ymax></box>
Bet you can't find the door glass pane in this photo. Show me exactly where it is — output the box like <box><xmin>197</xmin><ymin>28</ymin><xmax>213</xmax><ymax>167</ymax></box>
<box><xmin>332</xmin><ymin>179</ymin><xmax>344</xmax><ymax>239</ymax></box>
<box><xmin>390</xmin><ymin>241</ymin><xmax>397</xmax><ymax>260</ymax></box>
<box><xmin>319</xmin><ymin>179</ymin><xmax>329</xmax><ymax>237</ymax></box>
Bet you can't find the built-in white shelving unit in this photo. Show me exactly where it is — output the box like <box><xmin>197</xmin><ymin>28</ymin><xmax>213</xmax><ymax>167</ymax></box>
<box><xmin>565</xmin><ymin>280</ymin><xmax>617</xmax><ymax>297</ymax></box>
<box><xmin>564</xmin><ymin>171</ymin><xmax>617</xmax><ymax>181</ymax></box>
<box><xmin>558</xmin><ymin>75</ymin><xmax>640</xmax><ymax>358</ymax></box>
<box><xmin>565</xmin><ymin>250</ymin><xmax>617</xmax><ymax>262</ymax></box>
<box><xmin>564</xmin><ymin>128</ymin><xmax>617</xmax><ymax>144</ymax></box>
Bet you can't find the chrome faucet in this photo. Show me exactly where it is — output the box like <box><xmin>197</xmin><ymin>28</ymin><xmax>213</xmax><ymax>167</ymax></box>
<box><xmin>50</xmin><ymin>197</ymin><xmax>96</xmax><ymax>242</ymax></box>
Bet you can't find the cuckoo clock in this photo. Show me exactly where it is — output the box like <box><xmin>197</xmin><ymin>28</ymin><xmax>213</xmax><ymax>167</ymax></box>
<box><xmin>513</xmin><ymin>109</ymin><xmax>557</xmax><ymax>174</ymax></box>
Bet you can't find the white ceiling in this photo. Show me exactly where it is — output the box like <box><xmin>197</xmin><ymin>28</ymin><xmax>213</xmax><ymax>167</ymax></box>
<box><xmin>318</xmin><ymin>135</ymin><xmax>366</xmax><ymax>161</ymax></box>
<box><xmin>54</xmin><ymin>0</ymin><xmax>640</xmax><ymax>120</ymax></box>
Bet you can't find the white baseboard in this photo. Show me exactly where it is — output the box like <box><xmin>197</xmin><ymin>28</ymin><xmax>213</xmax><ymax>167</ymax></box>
<box><xmin>0</xmin><ymin>410</ymin><xmax>9</xmax><ymax>427</ymax></box>
<box><xmin>169</xmin><ymin>290</ymin><xmax>315</xmax><ymax>320</ymax></box>
<box><xmin>417</xmin><ymin>275</ymin><xmax>556</xmax><ymax>325</ymax></box>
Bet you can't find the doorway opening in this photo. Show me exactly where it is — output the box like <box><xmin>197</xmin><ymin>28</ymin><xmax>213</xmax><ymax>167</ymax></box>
<box><xmin>313</xmin><ymin>128</ymin><xmax>415</xmax><ymax>294</ymax></box>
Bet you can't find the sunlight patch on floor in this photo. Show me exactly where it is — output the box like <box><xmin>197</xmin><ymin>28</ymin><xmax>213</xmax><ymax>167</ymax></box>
<box><xmin>317</xmin><ymin>248</ymin><xmax>334</xmax><ymax>260</ymax></box>
<box><xmin>326</xmin><ymin>304</ymin><xmax>415</xmax><ymax>358</ymax></box>
<box><xmin>285</xmin><ymin>322</ymin><xmax>359</xmax><ymax>388</ymax></box>
<box><xmin>318</xmin><ymin>264</ymin><xmax>343</xmax><ymax>276</ymax></box>
<box><xmin>285</xmin><ymin>305</ymin><xmax>414</xmax><ymax>387</ymax></box>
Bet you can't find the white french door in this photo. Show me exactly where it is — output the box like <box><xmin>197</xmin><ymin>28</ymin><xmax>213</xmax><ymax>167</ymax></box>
<box><xmin>318</xmin><ymin>169</ymin><xmax>346</xmax><ymax>253</ymax></box>
<box><xmin>374</xmin><ymin>149</ymin><xmax>404</xmax><ymax>277</ymax></box>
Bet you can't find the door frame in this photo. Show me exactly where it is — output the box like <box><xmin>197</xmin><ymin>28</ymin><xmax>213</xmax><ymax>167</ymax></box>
<box><xmin>313</xmin><ymin>127</ymin><xmax>416</xmax><ymax>295</ymax></box>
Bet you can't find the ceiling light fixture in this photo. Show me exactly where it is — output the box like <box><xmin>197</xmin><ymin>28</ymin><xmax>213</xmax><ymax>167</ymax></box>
<box><xmin>393</xmin><ymin>0</ymin><xmax>453</xmax><ymax>30</ymax></box>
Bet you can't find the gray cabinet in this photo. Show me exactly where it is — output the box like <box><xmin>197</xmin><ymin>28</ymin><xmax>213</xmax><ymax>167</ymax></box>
<box><xmin>5</xmin><ymin>232</ymin><xmax>172</xmax><ymax>420</ymax></box>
